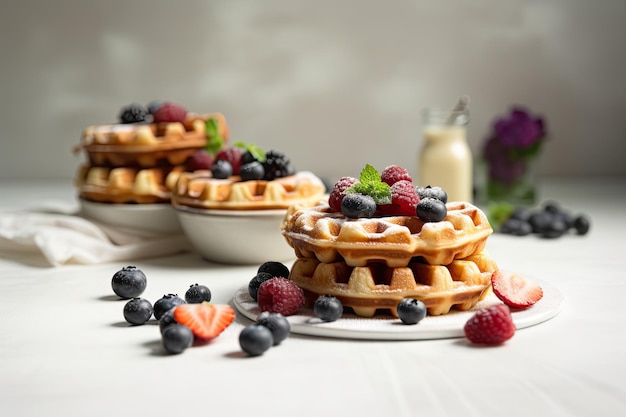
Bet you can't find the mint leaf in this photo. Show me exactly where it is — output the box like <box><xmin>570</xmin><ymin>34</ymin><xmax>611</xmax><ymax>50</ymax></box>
<box><xmin>345</xmin><ymin>164</ymin><xmax>391</xmax><ymax>205</ymax></box>
<box><xmin>234</xmin><ymin>141</ymin><xmax>266</xmax><ymax>163</ymax></box>
<box><xmin>205</xmin><ymin>118</ymin><xmax>225</xmax><ymax>155</ymax></box>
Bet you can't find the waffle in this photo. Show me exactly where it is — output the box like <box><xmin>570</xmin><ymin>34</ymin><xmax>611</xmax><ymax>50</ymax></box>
<box><xmin>75</xmin><ymin>165</ymin><xmax>184</xmax><ymax>204</ymax></box>
<box><xmin>171</xmin><ymin>170</ymin><xmax>327</xmax><ymax>210</ymax></box>
<box><xmin>281</xmin><ymin>201</ymin><xmax>493</xmax><ymax>267</ymax></box>
<box><xmin>289</xmin><ymin>252</ymin><xmax>497</xmax><ymax>317</ymax></box>
<box><xmin>76</xmin><ymin>113</ymin><xmax>228</xmax><ymax>167</ymax></box>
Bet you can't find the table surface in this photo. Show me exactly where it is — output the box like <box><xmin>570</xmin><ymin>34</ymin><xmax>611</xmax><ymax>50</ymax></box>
<box><xmin>1</xmin><ymin>177</ymin><xmax>625</xmax><ymax>417</ymax></box>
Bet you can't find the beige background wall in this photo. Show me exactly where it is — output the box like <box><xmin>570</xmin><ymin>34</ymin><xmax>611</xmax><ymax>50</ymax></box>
<box><xmin>1</xmin><ymin>0</ymin><xmax>625</xmax><ymax>183</ymax></box>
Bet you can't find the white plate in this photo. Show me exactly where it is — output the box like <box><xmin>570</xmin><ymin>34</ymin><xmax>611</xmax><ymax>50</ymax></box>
<box><xmin>232</xmin><ymin>280</ymin><xmax>564</xmax><ymax>340</ymax></box>
<box><xmin>79</xmin><ymin>199</ymin><xmax>182</xmax><ymax>234</ymax></box>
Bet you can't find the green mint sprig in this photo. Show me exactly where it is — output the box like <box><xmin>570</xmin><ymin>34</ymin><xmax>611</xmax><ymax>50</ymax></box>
<box><xmin>234</xmin><ymin>141</ymin><xmax>266</xmax><ymax>163</ymax></box>
<box><xmin>205</xmin><ymin>118</ymin><xmax>225</xmax><ymax>155</ymax></box>
<box><xmin>345</xmin><ymin>164</ymin><xmax>391</xmax><ymax>205</ymax></box>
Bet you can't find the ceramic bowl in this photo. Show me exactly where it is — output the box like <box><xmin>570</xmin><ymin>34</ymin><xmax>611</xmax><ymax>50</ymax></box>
<box><xmin>173</xmin><ymin>205</ymin><xmax>296</xmax><ymax>265</ymax></box>
<box><xmin>79</xmin><ymin>199</ymin><xmax>183</xmax><ymax>234</ymax></box>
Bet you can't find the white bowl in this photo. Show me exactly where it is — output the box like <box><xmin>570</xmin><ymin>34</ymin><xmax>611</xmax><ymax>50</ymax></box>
<box><xmin>173</xmin><ymin>205</ymin><xmax>296</xmax><ymax>265</ymax></box>
<box><xmin>79</xmin><ymin>199</ymin><xmax>183</xmax><ymax>234</ymax></box>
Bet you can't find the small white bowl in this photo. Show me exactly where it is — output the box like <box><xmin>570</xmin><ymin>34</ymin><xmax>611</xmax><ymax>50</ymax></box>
<box><xmin>79</xmin><ymin>199</ymin><xmax>183</xmax><ymax>234</ymax></box>
<box><xmin>173</xmin><ymin>205</ymin><xmax>296</xmax><ymax>265</ymax></box>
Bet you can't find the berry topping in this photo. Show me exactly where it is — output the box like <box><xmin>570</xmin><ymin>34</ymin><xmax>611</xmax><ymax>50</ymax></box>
<box><xmin>346</xmin><ymin>164</ymin><xmax>391</xmax><ymax>206</ymax></box>
<box><xmin>416</xmin><ymin>185</ymin><xmax>448</xmax><ymax>204</ymax></box>
<box><xmin>239</xmin><ymin>325</ymin><xmax>274</xmax><ymax>356</ymax></box>
<box><xmin>263</xmin><ymin>150</ymin><xmax>295</xmax><ymax>180</ymax></box>
<box><xmin>211</xmin><ymin>159</ymin><xmax>233</xmax><ymax>179</ymax></box>
<box><xmin>215</xmin><ymin>147</ymin><xmax>243</xmax><ymax>174</ymax></box>
<box><xmin>341</xmin><ymin>193</ymin><xmax>377</xmax><ymax>219</ymax></box>
<box><xmin>573</xmin><ymin>215</ymin><xmax>590</xmax><ymax>235</ymax></box>
<box><xmin>118</xmin><ymin>104</ymin><xmax>149</xmax><ymax>124</ymax></box>
<box><xmin>173</xmin><ymin>302</ymin><xmax>235</xmax><ymax>340</ymax></box>
<box><xmin>313</xmin><ymin>295</ymin><xmax>343</xmax><ymax>322</ymax></box>
<box><xmin>379</xmin><ymin>180</ymin><xmax>420</xmax><ymax>216</ymax></box>
<box><xmin>328</xmin><ymin>176</ymin><xmax>358</xmax><ymax>212</ymax></box>
<box><xmin>123</xmin><ymin>297</ymin><xmax>153</xmax><ymax>325</ymax></box>
<box><xmin>381</xmin><ymin>165</ymin><xmax>413</xmax><ymax>186</ymax></box>
<box><xmin>491</xmin><ymin>270</ymin><xmax>543</xmax><ymax>309</ymax></box>
<box><xmin>257</xmin><ymin>277</ymin><xmax>305</xmax><ymax>316</ymax></box>
<box><xmin>185</xmin><ymin>283</ymin><xmax>212</xmax><ymax>304</ymax></box>
<box><xmin>162</xmin><ymin>324</ymin><xmax>194</xmax><ymax>354</ymax></box>
<box><xmin>416</xmin><ymin>197</ymin><xmax>447</xmax><ymax>222</ymax></box>
<box><xmin>151</xmin><ymin>101</ymin><xmax>187</xmax><ymax>123</ymax></box>
<box><xmin>396</xmin><ymin>298</ymin><xmax>427</xmax><ymax>325</ymax></box>
<box><xmin>146</xmin><ymin>100</ymin><xmax>163</xmax><ymax>115</ymax></box>
<box><xmin>256</xmin><ymin>311</ymin><xmax>291</xmax><ymax>345</ymax></box>
<box><xmin>257</xmin><ymin>261</ymin><xmax>290</xmax><ymax>279</ymax></box>
<box><xmin>111</xmin><ymin>266</ymin><xmax>147</xmax><ymax>299</ymax></box>
<box><xmin>248</xmin><ymin>272</ymin><xmax>274</xmax><ymax>301</ymax></box>
<box><xmin>239</xmin><ymin>161</ymin><xmax>265</xmax><ymax>181</ymax></box>
<box><xmin>153</xmin><ymin>294</ymin><xmax>186</xmax><ymax>320</ymax></box>
<box><xmin>187</xmin><ymin>149</ymin><xmax>214</xmax><ymax>171</ymax></box>
<box><xmin>464</xmin><ymin>304</ymin><xmax>516</xmax><ymax>345</ymax></box>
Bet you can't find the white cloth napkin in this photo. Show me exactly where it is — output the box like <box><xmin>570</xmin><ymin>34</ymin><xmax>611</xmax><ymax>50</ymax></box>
<box><xmin>0</xmin><ymin>207</ymin><xmax>192</xmax><ymax>266</ymax></box>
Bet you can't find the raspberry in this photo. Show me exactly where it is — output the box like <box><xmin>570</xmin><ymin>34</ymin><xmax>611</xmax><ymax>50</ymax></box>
<box><xmin>328</xmin><ymin>176</ymin><xmax>357</xmax><ymax>212</ymax></box>
<box><xmin>378</xmin><ymin>180</ymin><xmax>420</xmax><ymax>216</ymax></box>
<box><xmin>257</xmin><ymin>277</ymin><xmax>305</xmax><ymax>316</ymax></box>
<box><xmin>215</xmin><ymin>147</ymin><xmax>243</xmax><ymax>174</ymax></box>
<box><xmin>152</xmin><ymin>102</ymin><xmax>187</xmax><ymax>123</ymax></box>
<box><xmin>381</xmin><ymin>165</ymin><xmax>412</xmax><ymax>186</ymax></box>
<box><xmin>463</xmin><ymin>304</ymin><xmax>516</xmax><ymax>345</ymax></box>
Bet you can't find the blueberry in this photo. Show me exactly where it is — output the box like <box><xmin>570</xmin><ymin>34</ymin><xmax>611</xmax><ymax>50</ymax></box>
<box><xmin>573</xmin><ymin>215</ymin><xmax>591</xmax><ymax>235</ymax></box>
<box><xmin>239</xmin><ymin>325</ymin><xmax>274</xmax><ymax>356</ymax></box>
<box><xmin>528</xmin><ymin>211</ymin><xmax>553</xmax><ymax>234</ymax></box>
<box><xmin>146</xmin><ymin>100</ymin><xmax>163</xmax><ymax>114</ymax></box>
<box><xmin>123</xmin><ymin>297</ymin><xmax>153</xmax><ymax>325</ymax></box>
<box><xmin>211</xmin><ymin>159</ymin><xmax>233</xmax><ymax>179</ymax></box>
<box><xmin>111</xmin><ymin>266</ymin><xmax>147</xmax><ymax>299</ymax></box>
<box><xmin>396</xmin><ymin>298</ymin><xmax>427</xmax><ymax>325</ymax></box>
<box><xmin>248</xmin><ymin>272</ymin><xmax>274</xmax><ymax>301</ymax></box>
<box><xmin>416</xmin><ymin>197</ymin><xmax>447</xmax><ymax>222</ymax></box>
<box><xmin>257</xmin><ymin>261</ymin><xmax>290</xmax><ymax>279</ymax></box>
<box><xmin>153</xmin><ymin>294</ymin><xmax>186</xmax><ymax>320</ymax></box>
<box><xmin>240</xmin><ymin>161</ymin><xmax>265</xmax><ymax>181</ymax></box>
<box><xmin>241</xmin><ymin>151</ymin><xmax>258</xmax><ymax>165</ymax></box>
<box><xmin>313</xmin><ymin>295</ymin><xmax>343</xmax><ymax>322</ymax></box>
<box><xmin>162</xmin><ymin>324</ymin><xmax>194</xmax><ymax>354</ymax></box>
<box><xmin>509</xmin><ymin>206</ymin><xmax>532</xmax><ymax>223</ymax></box>
<box><xmin>416</xmin><ymin>185</ymin><xmax>447</xmax><ymax>203</ymax></box>
<box><xmin>185</xmin><ymin>283</ymin><xmax>212</xmax><ymax>304</ymax></box>
<box><xmin>256</xmin><ymin>311</ymin><xmax>291</xmax><ymax>345</ymax></box>
<box><xmin>500</xmin><ymin>218</ymin><xmax>532</xmax><ymax>236</ymax></box>
<box><xmin>341</xmin><ymin>193</ymin><xmax>377</xmax><ymax>219</ymax></box>
<box><xmin>540</xmin><ymin>218</ymin><xmax>568</xmax><ymax>239</ymax></box>
<box><xmin>158</xmin><ymin>307</ymin><xmax>178</xmax><ymax>334</ymax></box>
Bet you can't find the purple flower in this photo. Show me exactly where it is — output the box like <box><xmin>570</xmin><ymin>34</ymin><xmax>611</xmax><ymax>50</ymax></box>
<box><xmin>493</xmin><ymin>107</ymin><xmax>545</xmax><ymax>148</ymax></box>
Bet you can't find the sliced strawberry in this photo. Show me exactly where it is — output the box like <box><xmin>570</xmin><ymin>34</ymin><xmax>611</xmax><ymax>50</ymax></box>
<box><xmin>173</xmin><ymin>302</ymin><xmax>235</xmax><ymax>340</ymax></box>
<box><xmin>491</xmin><ymin>270</ymin><xmax>543</xmax><ymax>309</ymax></box>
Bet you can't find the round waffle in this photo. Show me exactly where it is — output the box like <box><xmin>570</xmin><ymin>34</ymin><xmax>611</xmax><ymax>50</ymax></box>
<box><xmin>289</xmin><ymin>252</ymin><xmax>497</xmax><ymax>317</ymax></box>
<box><xmin>171</xmin><ymin>170</ymin><xmax>327</xmax><ymax>210</ymax></box>
<box><xmin>281</xmin><ymin>201</ymin><xmax>493</xmax><ymax>267</ymax></box>
<box><xmin>76</xmin><ymin>113</ymin><xmax>228</xmax><ymax>168</ymax></box>
<box><xmin>75</xmin><ymin>165</ymin><xmax>183</xmax><ymax>204</ymax></box>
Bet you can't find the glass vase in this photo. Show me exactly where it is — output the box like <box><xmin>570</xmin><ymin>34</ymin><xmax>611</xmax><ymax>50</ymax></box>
<box><xmin>482</xmin><ymin>154</ymin><xmax>539</xmax><ymax>207</ymax></box>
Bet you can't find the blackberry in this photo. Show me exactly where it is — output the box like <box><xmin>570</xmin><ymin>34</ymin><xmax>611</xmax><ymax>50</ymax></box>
<box><xmin>118</xmin><ymin>103</ymin><xmax>148</xmax><ymax>124</ymax></box>
<box><xmin>263</xmin><ymin>150</ymin><xmax>295</xmax><ymax>180</ymax></box>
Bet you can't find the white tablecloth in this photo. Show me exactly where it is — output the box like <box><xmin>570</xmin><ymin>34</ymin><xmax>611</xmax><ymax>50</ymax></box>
<box><xmin>1</xmin><ymin>177</ymin><xmax>625</xmax><ymax>417</ymax></box>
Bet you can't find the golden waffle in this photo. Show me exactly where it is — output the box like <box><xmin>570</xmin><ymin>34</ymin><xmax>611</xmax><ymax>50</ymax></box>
<box><xmin>76</xmin><ymin>113</ymin><xmax>228</xmax><ymax>168</ymax></box>
<box><xmin>281</xmin><ymin>201</ymin><xmax>493</xmax><ymax>267</ymax></box>
<box><xmin>289</xmin><ymin>252</ymin><xmax>497</xmax><ymax>317</ymax></box>
<box><xmin>75</xmin><ymin>165</ymin><xmax>184</xmax><ymax>204</ymax></box>
<box><xmin>171</xmin><ymin>170</ymin><xmax>327</xmax><ymax>210</ymax></box>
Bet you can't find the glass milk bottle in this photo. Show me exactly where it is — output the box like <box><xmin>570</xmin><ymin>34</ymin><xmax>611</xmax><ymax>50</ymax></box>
<box><xmin>418</xmin><ymin>107</ymin><xmax>473</xmax><ymax>203</ymax></box>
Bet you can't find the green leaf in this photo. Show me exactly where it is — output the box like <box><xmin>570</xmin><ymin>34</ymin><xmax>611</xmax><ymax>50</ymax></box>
<box><xmin>345</xmin><ymin>164</ymin><xmax>391</xmax><ymax>205</ymax></box>
<box><xmin>233</xmin><ymin>141</ymin><xmax>266</xmax><ymax>162</ymax></box>
<box><xmin>205</xmin><ymin>118</ymin><xmax>225</xmax><ymax>155</ymax></box>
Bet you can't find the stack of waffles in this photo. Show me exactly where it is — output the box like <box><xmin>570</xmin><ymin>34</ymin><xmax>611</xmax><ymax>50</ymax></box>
<box><xmin>281</xmin><ymin>201</ymin><xmax>497</xmax><ymax>317</ymax></box>
<box><xmin>74</xmin><ymin>113</ymin><xmax>228</xmax><ymax>204</ymax></box>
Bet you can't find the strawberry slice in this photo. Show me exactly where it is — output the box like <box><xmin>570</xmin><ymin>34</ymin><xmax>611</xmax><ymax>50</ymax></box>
<box><xmin>491</xmin><ymin>270</ymin><xmax>544</xmax><ymax>309</ymax></box>
<box><xmin>173</xmin><ymin>302</ymin><xmax>235</xmax><ymax>340</ymax></box>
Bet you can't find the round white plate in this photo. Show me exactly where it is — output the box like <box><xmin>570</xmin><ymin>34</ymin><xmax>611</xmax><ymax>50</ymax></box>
<box><xmin>232</xmin><ymin>280</ymin><xmax>564</xmax><ymax>340</ymax></box>
<box><xmin>79</xmin><ymin>199</ymin><xmax>182</xmax><ymax>234</ymax></box>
